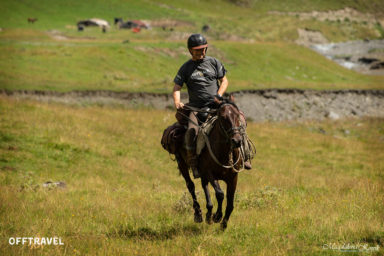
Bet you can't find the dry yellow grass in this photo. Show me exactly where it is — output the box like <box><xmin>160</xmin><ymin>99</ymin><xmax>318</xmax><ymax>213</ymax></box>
<box><xmin>0</xmin><ymin>96</ymin><xmax>383</xmax><ymax>255</ymax></box>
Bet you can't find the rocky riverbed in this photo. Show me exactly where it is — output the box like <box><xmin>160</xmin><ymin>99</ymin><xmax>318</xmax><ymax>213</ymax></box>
<box><xmin>232</xmin><ymin>89</ymin><xmax>384</xmax><ymax>122</ymax></box>
<box><xmin>310</xmin><ymin>40</ymin><xmax>384</xmax><ymax>75</ymax></box>
<box><xmin>2</xmin><ymin>89</ymin><xmax>383</xmax><ymax>122</ymax></box>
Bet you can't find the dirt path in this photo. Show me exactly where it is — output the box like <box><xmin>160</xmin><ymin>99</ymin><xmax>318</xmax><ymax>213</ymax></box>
<box><xmin>2</xmin><ymin>89</ymin><xmax>384</xmax><ymax>122</ymax></box>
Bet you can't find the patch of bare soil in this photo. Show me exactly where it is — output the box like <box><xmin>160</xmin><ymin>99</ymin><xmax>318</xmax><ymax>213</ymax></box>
<box><xmin>270</xmin><ymin>7</ymin><xmax>381</xmax><ymax>25</ymax></box>
<box><xmin>47</xmin><ymin>30</ymin><xmax>70</xmax><ymax>41</ymax></box>
<box><xmin>295</xmin><ymin>28</ymin><xmax>329</xmax><ymax>46</ymax></box>
<box><xmin>134</xmin><ymin>45</ymin><xmax>189</xmax><ymax>58</ymax></box>
<box><xmin>46</xmin><ymin>30</ymin><xmax>96</xmax><ymax>41</ymax></box>
<box><xmin>2</xmin><ymin>89</ymin><xmax>383</xmax><ymax>122</ymax></box>
<box><xmin>216</xmin><ymin>33</ymin><xmax>249</xmax><ymax>42</ymax></box>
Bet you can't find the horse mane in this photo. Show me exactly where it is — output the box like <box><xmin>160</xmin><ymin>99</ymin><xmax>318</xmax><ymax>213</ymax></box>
<box><xmin>215</xmin><ymin>98</ymin><xmax>240</xmax><ymax>112</ymax></box>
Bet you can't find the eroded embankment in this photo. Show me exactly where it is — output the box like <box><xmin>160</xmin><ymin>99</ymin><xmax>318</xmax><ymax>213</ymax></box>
<box><xmin>2</xmin><ymin>89</ymin><xmax>384</xmax><ymax>122</ymax></box>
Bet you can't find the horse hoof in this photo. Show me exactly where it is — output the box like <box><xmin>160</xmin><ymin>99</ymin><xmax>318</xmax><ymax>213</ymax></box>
<box><xmin>206</xmin><ymin>216</ymin><xmax>213</xmax><ymax>225</ymax></box>
<box><xmin>194</xmin><ymin>213</ymin><xmax>203</xmax><ymax>223</ymax></box>
<box><xmin>220</xmin><ymin>221</ymin><xmax>227</xmax><ymax>230</ymax></box>
<box><xmin>213</xmin><ymin>213</ymin><xmax>222</xmax><ymax>223</ymax></box>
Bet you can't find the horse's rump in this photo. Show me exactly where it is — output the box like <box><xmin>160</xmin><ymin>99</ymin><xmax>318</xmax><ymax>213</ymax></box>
<box><xmin>161</xmin><ymin>122</ymin><xmax>187</xmax><ymax>154</ymax></box>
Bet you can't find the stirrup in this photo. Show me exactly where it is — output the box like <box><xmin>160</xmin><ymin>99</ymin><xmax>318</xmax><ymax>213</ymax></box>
<box><xmin>191</xmin><ymin>166</ymin><xmax>200</xmax><ymax>179</ymax></box>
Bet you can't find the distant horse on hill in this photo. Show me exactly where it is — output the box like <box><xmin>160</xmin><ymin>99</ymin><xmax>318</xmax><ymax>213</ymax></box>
<box><xmin>27</xmin><ymin>18</ymin><xmax>37</xmax><ymax>24</ymax></box>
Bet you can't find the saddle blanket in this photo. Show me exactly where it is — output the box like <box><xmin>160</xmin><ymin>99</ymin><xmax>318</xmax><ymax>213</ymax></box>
<box><xmin>196</xmin><ymin>115</ymin><xmax>218</xmax><ymax>155</ymax></box>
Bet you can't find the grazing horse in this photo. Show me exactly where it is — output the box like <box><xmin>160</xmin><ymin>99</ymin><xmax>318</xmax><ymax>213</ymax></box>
<box><xmin>27</xmin><ymin>18</ymin><xmax>37</xmax><ymax>24</ymax></box>
<box><xmin>114</xmin><ymin>18</ymin><xmax>123</xmax><ymax>25</ymax></box>
<box><xmin>175</xmin><ymin>95</ymin><xmax>246</xmax><ymax>230</ymax></box>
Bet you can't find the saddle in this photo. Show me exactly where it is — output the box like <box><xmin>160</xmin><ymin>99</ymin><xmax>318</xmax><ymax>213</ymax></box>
<box><xmin>161</xmin><ymin>122</ymin><xmax>187</xmax><ymax>154</ymax></box>
<box><xmin>175</xmin><ymin>106</ymin><xmax>212</xmax><ymax>125</ymax></box>
<box><xmin>161</xmin><ymin>108</ymin><xmax>255</xmax><ymax>171</ymax></box>
<box><xmin>162</xmin><ymin>107</ymin><xmax>214</xmax><ymax>156</ymax></box>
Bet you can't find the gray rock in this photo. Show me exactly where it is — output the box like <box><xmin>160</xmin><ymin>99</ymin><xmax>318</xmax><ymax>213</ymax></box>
<box><xmin>327</xmin><ymin>111</ymin><xmax>340</xmax><ymax>120</ymax></box>
<box><xmin>42</xmin><ymin>181</ymin><xmax>66</xmax><ymax>189</ymax></box>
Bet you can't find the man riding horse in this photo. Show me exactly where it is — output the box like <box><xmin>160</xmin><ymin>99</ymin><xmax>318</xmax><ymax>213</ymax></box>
<box><xmin>172</xmin><ymin>33</ymin><xmax>251</xmax><ymax>179</ymax></box>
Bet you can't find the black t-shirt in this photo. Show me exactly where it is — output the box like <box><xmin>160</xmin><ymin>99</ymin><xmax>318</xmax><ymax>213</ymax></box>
<box><xmin>174</xmin><ymin>56</ymin><xmax>227</xmax><ymax>108</ymax></box>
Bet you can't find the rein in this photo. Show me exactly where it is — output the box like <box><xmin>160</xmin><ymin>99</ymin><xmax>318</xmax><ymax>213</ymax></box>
<box><xmin>202</xmin><ymin>103</ymin><xmax>247</xmax><ymax>172</ymax></box>
<box><xmin>217</xmin><ymin>115</ymin><xmax>245</xmax><ymax>140</ymax></box>
<box><xmin>202</xmin><ymin>132</ymin><xmax>243</xmax><ymax>171</ymax></box>
<box><xmin>180</xmin><ymin>102</ymin><xmax>254</xmax><ymax>172</ymax></box>
<box><xmin>183</xmin><ymin>105</ymin><xmax>216</xmax><ymax>114</ymax></box>
<box><xmin>177</xmin><ymin>105</ymin><xmax>217</xmax><ymax>127</ymax></box>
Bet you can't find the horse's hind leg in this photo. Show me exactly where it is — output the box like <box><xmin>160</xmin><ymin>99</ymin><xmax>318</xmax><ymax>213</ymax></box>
<box><xmin>176</xmin><ymin>154</ymin><xmax>203</xmax><ymax>223</ymax></box>
<box><xmin>221</xmin><ymin>174</ymin><xmax>238</xmax><ymax>230</ymax></box>
<box><xmin>201</xmin><ymin>177</ymin><xmax>213</xmax><ymax>224</ymax></box>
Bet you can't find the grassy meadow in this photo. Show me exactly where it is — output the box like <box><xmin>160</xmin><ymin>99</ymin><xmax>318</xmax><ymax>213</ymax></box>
<box><xmin>1</xmin><ymin>30</ymin><xmax>383</xmax><ymax>92</ymax></box>
<box><xmin>0</xmin><ymin>97</ymin><xmax>383</xmax><ymax>255</ymax></box>
<box><xmin>1</xmin><ymin>0</ymin><xmax>384</xmax><ymax>92</ymax></box>
<box><xmin>1</xmin><ymin>0</ymin><xmax>383</xmax><ymax>38</ymax></box>
<box><xmin>1</xmin><ymin>0</ymin><xmax>384</xmax><ymax>255</ymax></box>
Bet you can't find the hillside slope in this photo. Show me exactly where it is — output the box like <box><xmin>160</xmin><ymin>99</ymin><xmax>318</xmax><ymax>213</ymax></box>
<box><xmin>1</xmin><ymin>0</ymin><xmax>383</xmax><ymax>42</ymax></box>
<box><xmin>1</xmin><ymin>0</ymin><xmax>383</xmax><ymax>91</ymax></box>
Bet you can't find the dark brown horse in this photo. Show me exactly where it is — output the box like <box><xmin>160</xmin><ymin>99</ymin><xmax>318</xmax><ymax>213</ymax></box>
<box><xmin>175</xmin><ymin>95</ymin><xmax>246</xmax><ymax>230</ymax></box>
<box><xmin>27</xmin><ymin>18</ymin><xmax>38</xmax><ymax>23</ymax></box>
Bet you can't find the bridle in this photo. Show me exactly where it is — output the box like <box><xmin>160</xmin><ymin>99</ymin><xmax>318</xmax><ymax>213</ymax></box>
<box><xmin>201</xmin><ymin>102</ymin><xmax>246</xmax><ymax>171</ymax></box>
<box><xmin>182</xmin><ymin>102</ymin><xmax>252</xmax><ymax>172</ymax></box>
<box><xmin>217</xmin><ymin>103</ymin><xmax>246</xmax><ymax>143</ymax></box>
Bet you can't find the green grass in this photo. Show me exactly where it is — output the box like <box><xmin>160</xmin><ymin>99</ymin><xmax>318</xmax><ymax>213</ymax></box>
<box><xmin>1</xmin><ymin>0</ymin><xmax>383</xmax><ymax>92</ymax></box>
<box><xmin>1</xmin><ymin>1</ymin><xmax>383</xmax><ymax>254</ymax></box>
<box><xmin>1</xmin><ymin>0</ymin><xmax>383</xmax><ymax>41</ymax></box>
<box><xmin>0</xmin><ymin>97</ymin><xmax>383</xmax><ymax>255</ymax></box>
<box><xmin>0</xmin><ymin>0</ymin><xmax>184</xmax><ymax>30</ymax></box>
<box><xmin>0</xmin><ymin>34</ymin><xmax>186</xmax><ymax>92</ymax></box>
<box><xmin>1</xmin><ymin>31</ymin><xmax>383</xmax><ymax>92</ymax></box>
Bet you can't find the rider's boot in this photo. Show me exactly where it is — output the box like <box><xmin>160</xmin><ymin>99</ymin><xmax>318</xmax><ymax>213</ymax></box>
<box><xmin>185</xmin><ymin>128</ymin><xmax>200</xmax><ymax>179</ymax></box>
<box><xmin>244</xmin><ymin>160</ymin><xmax>252</xmax><ymax>170</ymax></box>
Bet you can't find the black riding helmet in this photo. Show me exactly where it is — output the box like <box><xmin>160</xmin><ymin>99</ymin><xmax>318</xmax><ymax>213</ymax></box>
<box><xmin>187</xmin><ymin>34</ymin><xmax>208</xmax><ymax>49</ymax></box>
